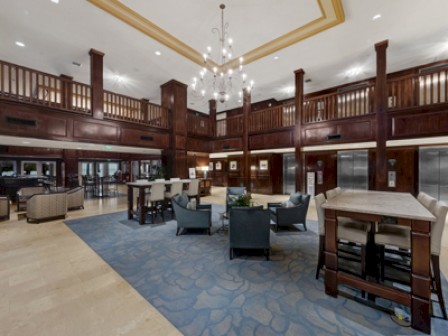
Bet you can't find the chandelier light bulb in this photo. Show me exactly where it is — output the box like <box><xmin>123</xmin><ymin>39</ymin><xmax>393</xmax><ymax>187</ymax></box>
<box><xmin>239</xmin><ymin>57</ymin><xmax>244</xmax><ymax>64</ymax></box>
<box><xmin>213</xmin><ymin>67</ymin><xmax>218</xmax><ymax>74</ymax></box>
<box><xmin>228</xmin><ymin>53</ymin><xmax>232</xmax><ymax>59</ymax></box>
<box><xmin>242</xmin><ymin>73</ymin><xmax>247</xmax><ymax>82</ymax></box>
<box><xmin>228</xmin><ymin>69</ymin><xmax>233</xmax><ymax>76</ymax></box>
<box><xmin>214</xmin><ymin>92</ymin><xmax>218</xmax><ymax>99</ymax></box>
<box><xmin>203</xmin><ymin>53</ymin><xmax>208</xmax><ymax>61</ymax></box>
<box><xmin>250</xmin><ymin>80</ymin><xmax>254</xmax><ymax>87</ymax></box>
<box><xmin>228</xmin><ymin>38</ymin><xmax>233</xmax><ymax>46</ymax></box>
<box><xmin>207</xmin><ymin>46</ymin><xmax>212</xmax><ymax>52</ymax></box>
<box><xmin>225</xmin><ymin>94</ymin><xmax>230</xmax><ymax>101</ymax></box>
<box><xmin>201</xmin><ymin>89</ymin><xmax>206</xmax><ymax>96</ymax></box>
<box><xmin>222</xmin><ymin>48</ymin><xmax>227</xmax><ymax>55</ymax></box>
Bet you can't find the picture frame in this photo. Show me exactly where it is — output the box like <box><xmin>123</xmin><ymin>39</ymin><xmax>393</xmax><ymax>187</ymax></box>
<box><xmin>229</xmin><ymin>161</ymin><xmax>237</xmax><ymax>171</ymax></box>
<box><xmin>215</xmin><ymin>161</ymin><xmax>222</xmax><ymax>171</ymax></box>
<box><xmin>188</xmin><ymin>167</ymin><xmax>196</xmax><ymax>179</ymax></box>
<box><xmin>208</xmin><ymin>162</ymin><xmax>213</xmax><ymax>171</ymax></box>
<box><xmin>259</xmin><ymin>160</ymin><xmax>268</xmax><ymax>170</ymax></box>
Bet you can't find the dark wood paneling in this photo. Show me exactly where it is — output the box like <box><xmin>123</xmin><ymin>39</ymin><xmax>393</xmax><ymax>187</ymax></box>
<box><xmin>249</xmin><ymin>130</ymin><xmax>293</xmax><ymax>150</ymax></box>
<box><xmin>73</xmin><ymin>120</ymin><xmax>119</xmax><ymax>142</ymax></box>
<box><xmin>391</xmin><ymin>110</ymin><xmax>448</xmax><ymax>138</ymax></box>
<box><xmin>303</xmin><ymin>118</ymin><xmax>375</xmax><ymax>145</ymax></box>
<box><xmin>385</xmin><ymin>147</ymin><xmax>418</xmax><ymax>195</ymax></box>
<box><xmin>213</xmin><ymin>138</ymin><xmax>243</xmax><ymax>152</ymax></box>
<box><xmin>186</xmin><ymin>137</ymin><xmax>210</xmax><ymax>153</ymax></box>
<box><xmin>120</xmin><ymin>128</ymin><xmax>169</xmax><ymax>148</ymax></box>
<box><xmin>175</xmin><ymin>135</ymin><xmax>186</xmax><ymax>150</ymax></box>
<box><xmin>304</xmin><ymin>151</ymin><xmax>338</xmax><ymax>196</ymax></box>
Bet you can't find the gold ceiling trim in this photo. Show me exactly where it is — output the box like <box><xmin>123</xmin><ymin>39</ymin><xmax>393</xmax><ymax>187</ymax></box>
<box><xmin>88</xmin><ymin>0</ymin><xmax>345</xmax><ymax>70</ymax></box>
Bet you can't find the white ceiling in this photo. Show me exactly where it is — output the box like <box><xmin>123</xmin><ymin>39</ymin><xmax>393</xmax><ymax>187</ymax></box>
<box><xmin>1</xmin><ymin>0</ymin><xmax>448</xmax><ymax>116</ymax></box>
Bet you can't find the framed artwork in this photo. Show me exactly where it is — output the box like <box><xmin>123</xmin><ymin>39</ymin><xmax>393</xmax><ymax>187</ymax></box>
<box><xmin>188</xmin><ymin>167</ymin><xmax>196</xmax><ymax>179</ymax></box>
<box><xmin>229</xmin><ymin>161</ymin><xmax>237</xmax><ymax>171</ymax></box>
<box><xmin>209</xmin><ymin>162</ymin><xmax>213</xmax><ymax>171</ymax></box>
<box><xmin>259</xmin><ymin>160</ymin><xmax>268</xmax><ymax>170</ymax></box>
<box><xmin>215</xmin><ymin>161</ymin><xmax>222</xmax><ymax>170</ymax></box>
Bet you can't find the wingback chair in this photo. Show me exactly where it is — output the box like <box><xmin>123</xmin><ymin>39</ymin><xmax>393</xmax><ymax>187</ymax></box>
<box><xmin>374</xmin><ymin>200</ymin><xmax>448</xmax><ymax>319</ymax></box>
<box><xmin>267</xmin><ymin>192</ymin><xmax>310</xmax><ymax>231</ymax></box>
<box><xmin>0</xmin><ymin>196</ymin><xmax>10</xmax><ymax>221</ymax></box>
<box><xmin>226</xmin><ymin>187</ymin><xmax>246</xmax><ymax>212</ymax></box>
<box><xmin>229</xmin><ymin>206</ymin><xmax>271</xmax><ymax>260</ymax></box>
<box><xmin>172</xmin><ymin>194</ymin><xmax>212</xmax><ymax>235</ymax></box>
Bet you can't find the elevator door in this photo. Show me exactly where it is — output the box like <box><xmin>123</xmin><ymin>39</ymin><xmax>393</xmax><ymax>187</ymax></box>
<box><xmin>283</xmin><ymin>154</ymin><xmax>296</xmax><ymax>194</ymax></box>
<box><xmin>337</xmin><ymin>150</ymin><xmax>368</xmax><ymax>190</ymax></box>
<box><xmin>419</xmin><ymin>147</ymin><xmax>448</xmax><ymax>202</ymax></box>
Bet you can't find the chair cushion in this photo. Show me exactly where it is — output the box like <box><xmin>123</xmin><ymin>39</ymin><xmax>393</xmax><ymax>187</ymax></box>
<box><xmin>375</xmin><ymin>225</ymin><xmax>410</xmax><ymax>250</ymax></box>
<box><xmin>288</xmin><ymin>193</ymin><xmax>302</xmax><ymax>205</ymax></box>
<box><xmin>337</xmin><ymin>222</ymin><xmax>370</xmax><ymax>245</ymax></box>
<box><xmin>186</xmin><ymin>199</ymin><xmax>197</xmax><ymax>210</ymax></box>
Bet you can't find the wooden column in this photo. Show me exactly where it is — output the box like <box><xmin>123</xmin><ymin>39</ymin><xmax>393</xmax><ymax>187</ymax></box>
<box><xmin>209</xmin><ymin>99</ymin><xmax>217</xmax><ymax>137</ymax></box>
<box><xmin>161</xmin><ymin>80</ymin><xmax>188</xmax><ymax>178</ymax></box>
<box><xmin>141</xmin><ymin>98</ymin><xmax>149</xmax><ymax>123</ymax></box>
<box><xmin>374</xmin><ymin>40</ymin><xmax>389</xmax><ymax>191</ymax></box>
<box><xmin>294</xmin><ymin>69</ymin><xmax>305</xmax><ymax>193</ymax></box>
<box><xmin>60</xmin><ymin>74</ymin><xmax>73</xmax><ymax>110</ymax></box>
<box><xmin>89</xmin><ymin>49</ymin><xmax>104</xmax><ymax>120</ymax></box>
<box><xmin>242</xmin><ymin>88</ymin><xmax>251</xmax><ymax>191</ymax></box>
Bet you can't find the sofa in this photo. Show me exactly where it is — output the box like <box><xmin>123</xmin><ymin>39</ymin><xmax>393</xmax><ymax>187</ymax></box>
<box><xmin>268</xmin><ymin>192</ymin><xmax>310</xmax><ymax>231</ymax></box>
<box><xmin>0</xmin><ymin>196</ymin><xmax>10</xmax><ymax>221</ymax></box>
<box><xmin>26</xmin><ymin>192</ymin><xmax>67</xmax><ymax>223</ymax></box>
<box><xmin>67</xmin><ymin>186</ymin><xmax>85</xmax><ymax>210</ymax></box>
<box><xmin>17</xmin><ymin>186</ymin><xmax>46</xmax><ymax>211</ymax></box>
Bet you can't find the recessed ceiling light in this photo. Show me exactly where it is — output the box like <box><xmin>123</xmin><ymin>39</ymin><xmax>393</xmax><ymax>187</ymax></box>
<box><xmin>273</xmin><ymin>56</ymin><xmax>279</xmax><ymax>60</ymax></box>
<box><xmin>51</xmin><ymin>0</ymin><xmax>59</xmax><ymax>4</ymax></box>
<box><xmin>372</xmin><ymin>14</ymin><xmax>382</xmax><ymax>21</ymax></box>
<box><xmin>155</xmin><ymin>51</ymin><xmax>161</xmax><ymax>56</ymax></box>
<box><xmin>15</xmin><ymin>41</ymin><xmax>25</xmax><ymax>47</ymax></box>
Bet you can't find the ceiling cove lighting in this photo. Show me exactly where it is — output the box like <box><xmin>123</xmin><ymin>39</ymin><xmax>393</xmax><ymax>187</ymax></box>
<box><xmin>15</xmin><ymin>41</ymin><xmax>25</xmax><ymax>47</ymax></box>
<box><xmin>191</xmin><ymin>4</ymin><xmax>253</xmax><ymax>104</ymax></box>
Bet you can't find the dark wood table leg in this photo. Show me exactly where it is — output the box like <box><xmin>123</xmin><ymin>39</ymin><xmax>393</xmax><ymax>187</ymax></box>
<box><xmin>139</xmin><ymin>187</ymin><xmax>146</xmax><ymax>225</ymax></box>
<box><xmin>324</xmin><ymin>209</ymin><xmax>338</xmax><ymax>297</ymax></box>
<box><xmin>410</xmin><ymin>219</ymin><xmax>431</xmax><ymax>334</ymax></box>
<box><xmin>127</xmin><ymin>185</ymin><xmax>133</xmax><ymax>220</ymax></box>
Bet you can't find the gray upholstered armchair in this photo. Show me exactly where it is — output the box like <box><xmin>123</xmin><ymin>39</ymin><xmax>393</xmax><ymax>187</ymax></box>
<box><xmin>67</xmin><ymin>186</ymin><xmax>85</xmax><ymax>210</ymax></box>
<box><xmin>226</xmin><ymin>187</ymin><xmax>246</xmax><ymax>212</ymax></box>
<box><xmin>229</xmin><ymin>206</ymin><xmax>271</xmax><ymax>260</ymax></box>
<box><xmin>268</xmin><ymin>192</ymin><xmax>310</xmax><ymax>231</ymax></box>
<box><xmin>172</xmin><ymin>194</ymin><xmax>212</xmax><ymax>236</ymax></box>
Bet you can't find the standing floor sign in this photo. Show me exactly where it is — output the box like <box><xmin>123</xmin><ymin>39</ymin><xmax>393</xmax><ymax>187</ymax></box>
<box><xmin>307</xmin><ymin>172</ymin><xmax>315</xmax><ymax>197</ymax></box>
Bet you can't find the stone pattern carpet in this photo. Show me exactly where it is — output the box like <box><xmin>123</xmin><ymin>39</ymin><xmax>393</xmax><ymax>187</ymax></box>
<box><xmin>65</xmin><ymin>206</ymin><xmax>448</xmax><ymax>335</ymax></box>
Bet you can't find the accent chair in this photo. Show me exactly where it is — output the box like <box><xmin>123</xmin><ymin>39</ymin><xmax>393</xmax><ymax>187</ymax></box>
<box><xmin>172</xmin><ymin>194</ymin><xmax>212</xmax><ymax>236</ymax></box>
<box><xmin>268</xmin><ymin>192</ymin><xmax>310</xmax><ymax>231</ymax></box>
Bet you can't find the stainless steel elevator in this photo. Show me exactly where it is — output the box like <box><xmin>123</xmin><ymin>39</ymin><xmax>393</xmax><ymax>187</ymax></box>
<box><xmin>283</xmin><ymin>154</ymin><xmax>296</xmax><ymax>194</ymax></box>
<box><xmin>337</xmin><ymin>150</ymin><xmax>369</xmax><ymax>190</ymax></box>
<box><xmin>419</xmin><ymin>147</ymin><xmax>448</xmax><ymax>202</ymax></box>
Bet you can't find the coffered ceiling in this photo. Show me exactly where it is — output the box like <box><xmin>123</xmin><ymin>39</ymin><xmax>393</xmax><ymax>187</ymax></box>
<box><xmin>1</xmin><ymin>0</ymin><xmax>448</xmax><ymax>114</ymax></box>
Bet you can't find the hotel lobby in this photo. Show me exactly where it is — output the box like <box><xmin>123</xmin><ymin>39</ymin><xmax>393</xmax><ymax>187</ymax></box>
<box><xmin>1</xmin><ymin>0</ymin><xmax>448</xmax><ymax>335</ymax></box>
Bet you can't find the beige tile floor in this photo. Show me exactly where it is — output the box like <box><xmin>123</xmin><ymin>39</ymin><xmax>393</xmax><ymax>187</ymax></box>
<box><xmin>0</xmin><ymin>186</ymin><xmax>447</xmax><ymax>336</ymax></box>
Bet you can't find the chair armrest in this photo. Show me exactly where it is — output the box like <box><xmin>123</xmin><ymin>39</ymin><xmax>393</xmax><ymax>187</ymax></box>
<box><xmin>267</xmin><ymin>202</ymin><xmax>282</xmax><ymax>208</ymax></box>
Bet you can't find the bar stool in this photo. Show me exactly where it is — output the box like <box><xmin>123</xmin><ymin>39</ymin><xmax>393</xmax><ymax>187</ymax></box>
<box><xmin>145</xmin><ymin>183</ymin><xmax>166</xmax><ymax>223</ymax></box>
<box><xmin>184</xmin><ymin>179</ymin><xmax>200</xmax><ymax>203</ymax></box>
<box><xmin>164</xmin><ymin>181</ymin><xmax>183</xmax><ymax>214</ymax></box>
<box><xmin>374</xmin><ymin>200</ymin><xmax>448</xmax><ymax>319</ymax></box>
<box><xmin>315</xmin><ymin>193</ymin><xmax>371</xmax><ymax>281</ymax></box>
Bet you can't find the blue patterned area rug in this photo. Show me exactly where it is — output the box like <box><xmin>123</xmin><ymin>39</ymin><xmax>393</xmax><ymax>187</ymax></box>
<box><xmin>65</xmin><ymin>206</ymin><xmax>448</xmax><ymax>336</ymax></box>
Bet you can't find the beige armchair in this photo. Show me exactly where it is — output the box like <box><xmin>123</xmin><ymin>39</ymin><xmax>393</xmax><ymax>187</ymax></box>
<box><xmin>67</xmin><ymin>187</ymin><xmax>85</xmax><ymax>210</ymax></box>
<box><xmin>26</xmin><ymin>192</ymin><xmax>67</xmax><ymax>223</ymax></box>
<box><xmin>17</xmin><ymin>186</ymin><xmax>46</xmax><ymax>211</ymax></box>
<box><xmin>0</xmin><ymin>196</ymin><xmax>10</xmax><ymax>221</ymax></box>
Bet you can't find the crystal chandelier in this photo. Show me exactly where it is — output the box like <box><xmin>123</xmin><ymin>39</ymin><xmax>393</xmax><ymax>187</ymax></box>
<box><xmin>191</xmin><ymin>4</ymin><xmax>254</xmax><ymax>104</ymax></box>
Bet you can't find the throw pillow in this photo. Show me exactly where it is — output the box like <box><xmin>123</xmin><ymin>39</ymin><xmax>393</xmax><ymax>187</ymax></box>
<box><xmin>186</xmin><ymin>199</ymin><xmax>197</xmax><ymax>210</ymax></box>
<box><xmin>289</xmin><ymin>193</ymin><xmax>302</xmax><ymax>205</ymax></box>
<box><xmin>177</xmin><ymin>194</ymin><xmax>189</xmax><ymax>208</ymax></box>
<box><xmin>281</xmin><ymin>200</ymin><xmax>295</xmax><ymax>208</ymax></box>
<box><xmin>228</xmin><ymin>194</ymin><xmax>239</xmax><ymax>207</ymax></box>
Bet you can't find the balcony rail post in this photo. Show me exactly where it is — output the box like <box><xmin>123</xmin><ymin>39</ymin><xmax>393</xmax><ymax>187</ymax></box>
<box><xmin>60</xmin><ymin>74</ymin><xmax>73</xmax><ymax>110</ymax></box>
<box><xmin>89</xmin><ymin>48</ymin><xmax>104</xmax><ymax>120</ymax></box>
<box><xmin>294</xmin><ymin>68</ymin><xmax>305</xmax><ymax>193</ymax></box>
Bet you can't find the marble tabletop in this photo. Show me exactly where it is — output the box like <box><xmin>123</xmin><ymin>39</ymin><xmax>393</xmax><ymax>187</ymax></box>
<box><xmin>322</xmin><ymin>189</ymin><xmax>436</xmax><ymax>222</ymax></box>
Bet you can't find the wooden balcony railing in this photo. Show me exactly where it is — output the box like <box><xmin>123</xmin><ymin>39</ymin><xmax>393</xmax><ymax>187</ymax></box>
<box><xmin>0</xmin><ymin>60</ymin><xmax>90</xmax><ymax>112</ymax></box>
<box><xmin>389</xmin><ymin>67</ymin><xmax>448</xmax><ymax>110</ymax></box>
<box><xmin>103</xmin><ymin>91</ymin><xmax>168</xmax><ymax>129</ymax></box>
<box><xmin>187</xmin><ymin>113</ymin><xmax>212</xmax><ymax>136</ymax></box>
<box><xmin>249</xmin><ymin>102</ymin><xmax>295</xmax><ymax>132</ymax></box>
<box><xmin>303</xmin><ymin>84</ymin><xmax>375</xmax><ymax>124</ymax></box>
<box><xmin>71</xmin><ymin>81</ymin><xmax>91</xmax><ymax>113</ymax></box>
<box><xmin>216</xmin><ymin>114</ymin><xmax>243</xmax><ymax>137</ymax></box>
